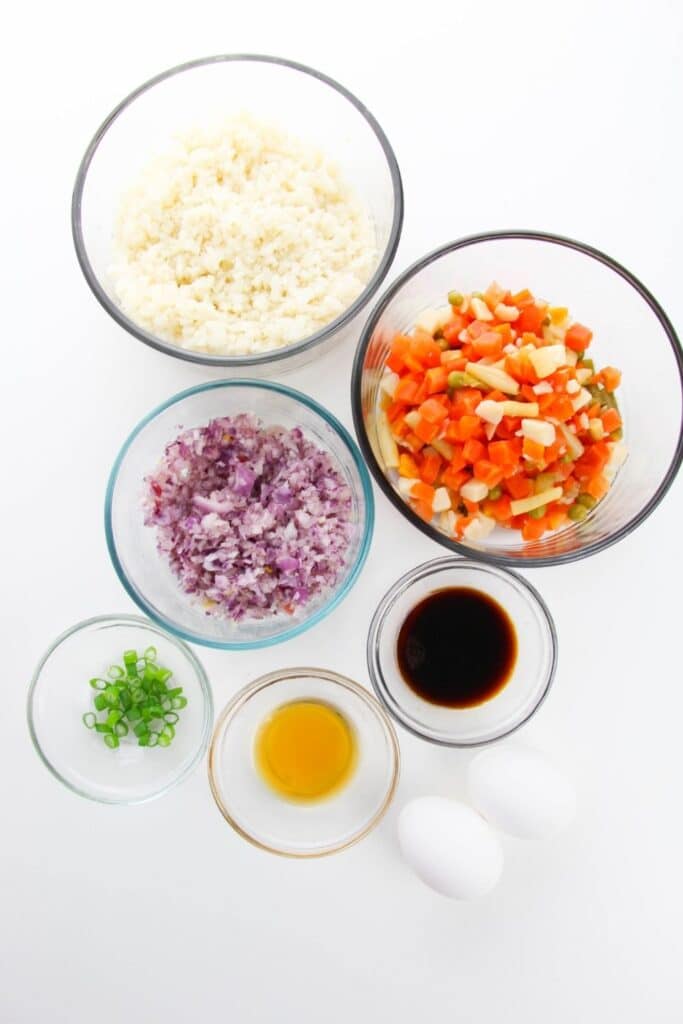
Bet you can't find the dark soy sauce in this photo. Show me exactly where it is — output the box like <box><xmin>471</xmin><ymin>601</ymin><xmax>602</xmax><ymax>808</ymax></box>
<box><xmin>397</xmin><ymin>587</ymin><xmax>517</xmax><ymax>708</ymax></box>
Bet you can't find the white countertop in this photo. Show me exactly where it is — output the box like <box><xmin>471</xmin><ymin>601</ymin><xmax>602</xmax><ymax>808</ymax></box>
<box><xmin>4</xmin><ymin>1</ymin><xmax>683</xmax><ymax>1021</ymax></box>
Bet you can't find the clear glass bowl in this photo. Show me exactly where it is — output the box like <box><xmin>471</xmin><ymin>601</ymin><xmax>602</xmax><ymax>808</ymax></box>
<box><xmin>208</xmin><ymin>668</ymin><xmax>400</xmax><ymax>857</ymax></box>
<box><xmin>352</xmin><ymin>231</ymin><xmax>683</xmax><ymax>566</ymax></box>
<box><xmin>27</xmin><ymin>615</ymin><xmax>213</xmax><ymax>804</ymax></box>
<box><xmin>72</xmin><ymin>54</ymin><xmax>403</xmax><ymax>372</ymax></box>
<box><xmin>366</xmin><ymin>558</ymin><xmax>557</xmax><ymax>746</ymax></box>
<box><xmin>105</xmin><ymin>379</ymin><xmax>374</xmax><ymax>649</ymax></box>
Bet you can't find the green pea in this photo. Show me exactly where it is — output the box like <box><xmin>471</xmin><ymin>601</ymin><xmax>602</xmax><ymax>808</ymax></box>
<box><xmin>577</xmin><ymin>493</ymin><xmax>597</xmax><ymax>509</ymax></box>
<box><xmin>487</xmin><ymin>485</ymin><xmax>502</xmax><ymax>501</ymax></box>
<box><xmin>568</xmin><ymin>503</ymin><xmax>588</xmax><ymax>522</ymax></box>
<box><xmin>448</xmin><ymin>291</ymin><xmax>464</xmax><ymax>307</ymax></box>
<box><xmin>528</xmin><ymin>505</ymin><xmax>547</xmax><ymax>520</ymax></box>
<box><xmin>610</xmin><ymin>428</ymin><xmax>623</xmax><ymax>441</ymax></box>
<box><xmin>534</xmin><ymin>473</ymin><xmax>555</xmax><ymax>494</ymax></box>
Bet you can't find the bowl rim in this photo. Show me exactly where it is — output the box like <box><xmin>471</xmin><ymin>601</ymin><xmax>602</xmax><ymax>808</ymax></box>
<box><xmin>104</xmin><ymin>378</ymin><xmax>375</xmax><ymax>649</ymax></box>
<box><xmin>26</xmin><ymin>613</ymin><xmax>214</xmax><ymax>804</ymax></box>
<box><xmin>365</xmin><ymin>556</ymin><xmax>558</xmax><ymax>746</ymax></box>
<box><xmin>71</xmin><ymin>52</ymin><xmax>404</xmax><ymax>368</ymax></box>
<box><xmin>207</xmin><ymin>666</ymin><xmax>401</xmax><ymax>857</ymax></box>
<box><xmin>351</xmin><ymin>228</ymin><xmax>683</xmax><ymax>567</ymax></box>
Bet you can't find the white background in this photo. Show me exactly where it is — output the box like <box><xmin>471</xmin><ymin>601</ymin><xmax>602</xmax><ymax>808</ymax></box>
<box><xmin>3</xmin><ymin>1</ymin><xmax>683</xmax><ymax>1021</ymax></box>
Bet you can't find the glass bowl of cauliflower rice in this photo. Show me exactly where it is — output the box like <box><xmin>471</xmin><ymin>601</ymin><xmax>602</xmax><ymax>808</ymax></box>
<box><xmin>352</xmin><ymin>231</ymin><xmax>683</xmax><ymax>567</ymax></box>
<box><xmin>72</xmin><ymin>55</ymin><xmax>403</xmax><ymax>370</ymax></box>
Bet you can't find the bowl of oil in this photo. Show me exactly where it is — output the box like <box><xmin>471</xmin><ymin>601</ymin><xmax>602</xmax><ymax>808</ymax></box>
<box><xmin>208</xmin><ymin>667</ymin><xmax>400</xmax><ymax>857</ymax></box>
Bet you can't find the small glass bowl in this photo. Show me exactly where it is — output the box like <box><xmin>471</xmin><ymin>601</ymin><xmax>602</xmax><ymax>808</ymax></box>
<box><xmin>105</xmin><ymin>379</ymin><xmax>374</xmax><ymax>649</ymax></box>
<box><xmin>72</xmin><ymin>54</ymin><xmax>403</xmax><ymax>372</ymax></box>
<box><xmin>27</xmin><ymin>615</ymin><xmax>213</xmax><ymax>804</ymax></box>
<box><xmin>366</xmin><ymin>558</ymin><xmax>557</xmax><ymax>746</ymax></box>
<box><xmin>208</xmin><ymin>668</ymin><xmax>400</xmax><ymax>857</ymax></box>
<box><xmin>352</xmin><ymin>230</ymin><xmax>683</xmax><ymax>566</ymax></box>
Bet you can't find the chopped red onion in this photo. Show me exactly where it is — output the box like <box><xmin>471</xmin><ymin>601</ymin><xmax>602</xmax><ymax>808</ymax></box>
<box><xmin>144</xmin><ymin>414</ymin><xmax>354</xmax><ymax>621</ymax></box>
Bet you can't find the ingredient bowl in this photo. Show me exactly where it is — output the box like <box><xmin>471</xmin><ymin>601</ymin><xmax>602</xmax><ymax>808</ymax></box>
<box><xmin>352</xmin><ymin>230</ymin><xmax>683</xmax><ymax>566</ymax></box>
<box><xmin>208</xmin><ymin>668</ymin><xmax>400</xmax><ymax>857</ymax></box>
<box><xmin>105</xmin><ymin>380</ymin><xmax>374</xmax><ymax>649</ymax></box>
<box><xmin>27</xmin><ymin>615</ymin><xmax>213</xmax><ymax>804</ymax></box>
<box><xmin>72</xmin><ymin>54</ymin><xmax>403</xmax><ymax>372</ymax></box>
<box><xmin>366</xmin><ymin>557</ymin><xmax>557</xmax><ymax>746</ymax></box>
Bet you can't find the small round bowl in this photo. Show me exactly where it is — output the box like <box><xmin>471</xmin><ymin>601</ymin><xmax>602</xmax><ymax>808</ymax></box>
<box><xmin>352</xmin><ymin>230</ymin><xmax>683</xmax><ymax>567</ymax></box>
<box><xmin>208</xmin><ymin>668</ymin><xmax>400</xmax><ymax>857</ymax></box>
<box><xmin>366</xmin><ymin>558</ymin><xmax>557</xmax><ymax>746</ymax></box>
<box><xmin>105</xmin><ymin>380</ymin><xmax>374</xmax><ymax>649</ymax></box>
<box><xmin>27</xmin><ymin>615</ymin><xmax>213</xmax><ymax>804</ymax></box>
<box><xmin>72</xmin><ymin>54</ymin><xmax>403</xmax><ymax>372</ymax></box>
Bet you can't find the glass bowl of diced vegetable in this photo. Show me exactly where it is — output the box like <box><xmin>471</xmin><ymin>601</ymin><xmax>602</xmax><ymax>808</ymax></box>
<box><xmin>351</xmin><ymin>230</ymin><xmax>683</xmax><ymax>566</ymax></box>
<box><xmin>27</xmin><ymin>615</ymin><xmax>213</xmax><ymax>804</ymax></box>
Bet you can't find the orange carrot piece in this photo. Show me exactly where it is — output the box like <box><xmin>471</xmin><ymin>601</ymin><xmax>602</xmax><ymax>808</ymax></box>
<box><xmin>398</xmin><ymin>453</ymin><xmax>420</xmax><ymax>478</ymax></box>
<box><xmin>523</xmin><ymin>437</ymin><xmax>545</xmax><ymax>462</ymax></box>
<box><xmin>601</xmin><ymin>366</ymin><xmax>622</xmax><ymax>392</ymax></box>
<box><xmin>414</xmin><ymin>417</ymin><xmax>440</xmax><ymax>444</ymax></box>
<box><xmin>585</xmin><ymin>473</ymin><xmax>609</xmax><ymax>500</ymax></box>
<box><xmin>420</xmin><ymin>450</ymin><xmax>442</xmax><ymax>485</ymax></box>
<box><xmin>601</xmin><ymin>408</ymin><xmax>621</xmax><ymax>433</ymax></box>
<box><xmin>522</xmin><ymin>517</ymin><xmax>547</xmax><ymax>541</ymax></box>
<box><xmin>419</xmin><ymin>397</ymin><xmax>449</xmax><ymax>424</ymax></box>
<box><xmin>473</xmin><ymin>460</ymin><xmax>504</xmax><ymax>488</ymax></box>
<box><xmin>463</xmin><ymin>438</ymin><xmax>486</xmax><ymax>464</ymax></box>
<box><xmin>424</xmin><ymin>366</ymin><xmax>449</xmax><ymax>395</ymax></box>
<box><xmin>565</xmin><ymin>323</ymin><xmax>593</xmax><ymax>352</ymax></box>
<box><xmin>506</xmin><ymin>474</ymin><xmax>533</xmax><ymax>499</ymax></box>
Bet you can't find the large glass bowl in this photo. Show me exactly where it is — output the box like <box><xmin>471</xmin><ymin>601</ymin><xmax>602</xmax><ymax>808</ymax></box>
<box><xmin>105</xmin><ymin>380</ymin><xmax>374</xmax><ymax>649</ymax></box>
<box><xmin>208</xmin><ymin>668</ymin><xmax>400</xmax><ymax>857</ymax></box>
<box><xmin>352</xmin><ymin>231</ymin><xmax>683</xmax><ymax>566</ymax></box>
<box><xmin>27</xmin><ymin>615</ymin><xmax>213</xmax><ymax>804</ymax></box>
<box><xmin>366</xmin><ymin>558</ymin><xmax>557</xmax><ymax>746</ymax></box>
<box><xmin>72</xmin><ymin>54</ymin><xmax>403</xmax><ymax>372</ymax></box>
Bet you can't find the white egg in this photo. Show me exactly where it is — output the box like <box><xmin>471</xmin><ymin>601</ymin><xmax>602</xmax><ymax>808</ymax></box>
<box><xmin>466</xmin><ymin>745</ymin><xmax>576</xmax><ymax>840</ymax></box>
<box><xmin>397</xmin><ymin>796</ymin><xmax>504</xmax><ymax>899</ymax></box>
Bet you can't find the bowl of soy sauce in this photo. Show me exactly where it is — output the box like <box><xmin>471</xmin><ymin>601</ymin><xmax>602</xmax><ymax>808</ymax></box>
<box><xmin>366</xmin><ymin>557</ymin><xmax>557</xmax><ymax>746</ymax></box>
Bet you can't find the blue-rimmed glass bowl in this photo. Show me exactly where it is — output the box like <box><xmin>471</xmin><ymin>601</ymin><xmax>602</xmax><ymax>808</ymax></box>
<box><xmin>105</xmin><ymin>380</ymin><xmax>374</xmax><ymax>649</ymax></box>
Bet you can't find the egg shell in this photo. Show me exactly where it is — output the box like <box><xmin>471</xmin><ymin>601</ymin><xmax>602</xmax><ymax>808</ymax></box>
<box><xmin>397</xmin><ymin>796</ymin><xmax>504</xmax><ymax>900</ymax></box>
<box><xmin>466</xmin><ymin>745</ymin><xmax>576</xmax><ymax>840</ymax></box>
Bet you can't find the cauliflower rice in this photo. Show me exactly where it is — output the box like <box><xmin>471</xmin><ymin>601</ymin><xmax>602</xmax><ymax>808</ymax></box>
<box><xmin>110</xmin><ymin>114</ymin><xmax>378</xmax><ymax>356</ymax></box>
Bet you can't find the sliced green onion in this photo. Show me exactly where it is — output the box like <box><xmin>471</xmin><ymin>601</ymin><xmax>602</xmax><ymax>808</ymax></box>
<box><xmin>133</xmin><ymin>721</ymin><xmax>150</xmax><ymax>738</ymax></box>
<box><xmin>114</xmin><ymin>722</ymin><xmax>129</xmax><ymax>737</ymax></box>
<box><xmin>82</xmin><ymin>712</ymin><xmax>96</xmax><ymax>729</ymax></box>
<box><xmin>171</xmin><ymin>697</ymin><xmax>187</xmax><ymax>710</ymax></box>
<box><xmin>147</xmin><ymin>732</ymin><xmax>159</xmax><ymax>748</ymax></box>
<box><xmin>89</xmin><ymin>678</ymin><xmax>107</xmax><ymax>690</ymax></box>
<box><xmin>158</xmin><ymin>733</ymin><xmax>171</xmax><ymax>748</ymax></box>
<box><xmin>94</xmin><ymin>694</ymin><xmax>108</xmax><ymax>711</ymax></box>
<box><xmin>104</xmin><ymin>734</ymin><xmax>120</xmax><ymax>749</ymax></box>
<box><xmin>164</xmin><ymin>712</ymin><xmax>179</xmax><ymax>725</ymax></box>
<box><xmin>95</xmin><ymin>723</ymin><xmax>112</xmax><ymax>734</ymax></box>
<box><xmin>107</xmin><ymin>665</ymin><xmax>124</xmax><ymax>680</ymax></box>
<box><xmin>143</xmin><ymin>646</ymin><xmax>157</xmax><ymax>662</ymax></box>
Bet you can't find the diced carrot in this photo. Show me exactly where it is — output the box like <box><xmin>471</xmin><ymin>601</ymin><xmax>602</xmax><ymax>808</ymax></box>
<box><xmin>394</xmin><ymin>378</ymin><xmax>420</xmax><ymax>404</ymax></box>
<box><xmin>442</xmin><ymin>314</ymin><xmax>469</xmax><ymax>345</ymax></box>
<box><xmin>486</xmin><ymin>389</ymin><xmax>506</xmax><ymax>403</ymax></box>
<box><xmin>413</xmin><ymin>378</ymin><xmax>430</xmax><ymax>406</ymax></box>
<box><xmin>543</xmin><ymin>440</ymin><xmax>563</xmax><ymax>464</ymax></box>
<box><xmin>448</xmin><ymin>444</ymin><xmax>467</xmax><ymax>473</ymax></box>
<box><xmin>523</xmin><ymin>437</ymin><xmax>545</xmax><ymax>461</ymax></box>
<box><xmin>516</xmin><ymin>304</ymin><xmax>546</xmax><ymax>336</ymax></box>
<box><xmin>455</xmin><ymin>515</ymin><xmax>475</xmax><ymax>537</ymax></box>
<box><xmin>520</xmin><ymin>384</ymin><xmax>537</xmax><ymax>403</ymax></box>
<box><xmin>565</xmin><ymin>323</ymin><xmax>593</xmax><ymax>352</ymax></box>
<box><xmin>412</xmin><ymin>500</ymin><xmax>434</xmax><ymax>523</ymax></box>
<box><xmin>586</xmin><ymin>402</ymin><xmax>602</xmax><ymax>420</ymax></box>
<box><xmin>386</xmin><ymin>400</ymin><xmax>407</xmax><ymax>422</ymax></box>
<box><xmin>460</xmin><ymin>343</ymin><xmax>475</xmax><ymax>361</ymax></box>
<box><xmin>414</xmin><ymin>417</ymin><xmax>440</xmax><ymax>444</ymax></box>
<box><xmin>463</xmin><ymin>438</ymin><xmax>486</xmax><ymax>464</ymax></box>
<box><xmin>411</xmin><ymin>333</ymin><xmax>442</xmax><ymax>368</ymax></box>
<box><xmin>424</xmin><ymin>366</ymin><xmax>449</xmax><ymax>395</ymax></box>
<box><xmin>546</xmin><ymin>394</ymin><xmax>574</xmax><ymax>421</ymax></box>
<box><xmin>601</xmin><ymin>408</ymin><xmax>621</xmax><ymax>433</ymax></box>
<box><xmin>391</xmin><ymin>414</ymin><xmax>408</xmax><ymax>438</ymax></box>
<box><xmin>467</xmin><ymin>319</ymin><xmax>493</xmax><ymax>340</ymax></box>
<box><xmin>601</xmin><ymin>366</ymin><xmax>622</xmax><ymax>392</ymax></box>
<box><xmin>471</xmin><ymin>331</ymin><xmax>503</xmax><ymax>359</ymax></box>
<box><xmin>441</xmin><ymin>466</ymin><xmax>468</xmax><ymax>491</ymax></box>
<box><xmin>463</xmin><ymin>498</ymin><xmax>480</xmax><ymax>515</ymax></box>
<box><xmin>451</xmin><ymin>388</ymin><xmax>483</xmax><ymax>417</ymax></box>
<box><xmin>488</xmin><ymin>440</ymin><xmax>519</xmax><ymax>467</ymax></box>
<box><xmin>403</xmin><ymin>353</ymin><xmax>425</xmax><ymax>374</ymax></box>
<box><xmin>586</xmin><ymin>473</ymin><xmax>609</xmax><ymax>500</ymax></box>
<box><xmin>522</xmin><ymin>330</ymin><xmax>547</xmax><ymax>349</ymax></box>
<box><xmin>510</xmin><ymin>288</ymin><xmax>534</xmax><ymax>307</ymax></box>
<box><xmin>419</xmin><ymin>397</ymin><xmax>449</xmax><ymax>424</ymax></box>
<box><xmin>522</xmin><ymin>517</ymin><xmax>547</xmax><ymax>541</ymax></box>
<box><xmin>404</xmin><ymin>432</ymin><xmax>425</xmax><ymax>453</ymax></box>
<box><xmin>411</xmin><ymin>481</ymin><xmax>435</xmax><ymax>505</ymax></box>
<box><xmin>547</xmin><ymin>458</ymin><xmax>574</xmax><ymax>481</ymax></box>
<box><xmin>485</xmin><ymin>494</ymin><xmax>512</xmax><ymax>521</ymax></box>
<box><xmin>454</xmin><ymin>415</ymin><xmax>482</xmax><ymax>441</ymax></box>
<box><xmin>493</xmin><ymin>323</ymin><xmax>514</xmax><ymax>344</ymax></box>
<box><xmin>537</xmin><ymin>392</ymin><xmax>556</xmax><ymax>413</ymax></box>
<box><xmin>546</xmin><ymin>504</ymin><xmax>568</xmax><ymax>530</ymax></box>
<box><xmin>441</xmin><ymin>352</ymin><xmax>468</xmax><ymax>370</ymax></box>
<box><xmin>398</xmin><ymin>453</ymin><xmax>419</xmax><ymax>478</ymax></box>
<box><xmin>574</xmin><ymin>446</ymin><xmax>608</xmax><ymax>479</ymax></box>
<box><xmin>420</xmin><ymin>450</ymin><xmax>442</xmax><ymax>485</ymax></box>
<box><xmin>473</xmin><ymin>460</ymin><xmax>504</xmax><ymax>488</ymax></box>
<box><xmin>387</xmin><ymin>334</ymin><xmax>411</xmax><ymax>373</ymax></box>
<box><xmin>506</xmin><ymin>475</ymin><xmax>534</xmax><ymax>499</ymax></box>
